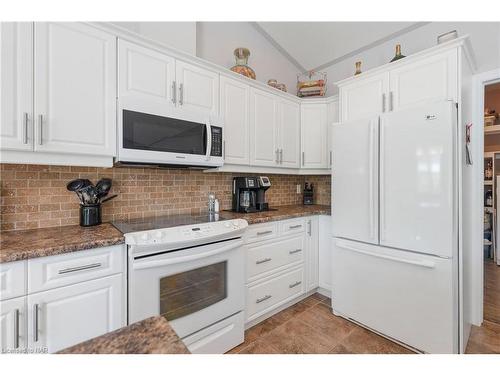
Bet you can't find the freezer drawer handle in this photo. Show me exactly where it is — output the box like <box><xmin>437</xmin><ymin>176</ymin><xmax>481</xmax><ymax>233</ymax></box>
<box><xmin>58</xmin><ymin>262</ymin><xmax>102</xmax><ymax>274</ymax></box>
<box><xmin>339</xmin><ymin>243</ymin><xmax>436</xmax><ymax>269</ymax></box>
<box><xmin>289</xmin><ymin>249</ymin><xmax>302</xmax><ymax>255</ymax></box>
<box><xmin>289</xmin><ymin>281</ymin><xmax>302</xmax><ymax>289</ymax></box>
<box><xmin>256</xmin><ymin>295</ymin><xmax>272</xmax><ymax>304</ymax></box>
<box><xmin>256</xmin><ymin>258</ymin><xmax>272</xmax><ymax>265</ymax></box>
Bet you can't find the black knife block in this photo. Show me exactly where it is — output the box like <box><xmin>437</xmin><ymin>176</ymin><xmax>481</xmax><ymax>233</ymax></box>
<box><xmin>80</xmin><ymin>204</ymin><xmax>102</xmax><ymax>227</ymax></box>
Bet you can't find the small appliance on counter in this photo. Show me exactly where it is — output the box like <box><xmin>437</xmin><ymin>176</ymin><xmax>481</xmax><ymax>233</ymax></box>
<box><xmin>303</xmin><ymin>182</ymin><xmax>314</xmax><ymax>205</ymax></box>
<box><xmin>66</xmin><ymin>178</ymin><xmax>117</xmax><ymax>227</ymax></box>
<box><xmin>232</xmin><ymin>176</ymin><xmax>272</xmax><ymax>213</ymax></box>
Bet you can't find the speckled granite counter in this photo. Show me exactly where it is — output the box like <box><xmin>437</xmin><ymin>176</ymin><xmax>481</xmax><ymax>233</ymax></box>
<box><xmin>58</xmin><ymin>316</ymin><xmax>190</xmax><ymax>354</ymax></box>
<box><xmin>220</xmin><ymin>204</ymin><xmax>330</xmax><ymax>225</ymax></box>
<box><xmin>0</xmin><ymin>223</ymin><xmax>124</xmax><ymax>263</ymax></box>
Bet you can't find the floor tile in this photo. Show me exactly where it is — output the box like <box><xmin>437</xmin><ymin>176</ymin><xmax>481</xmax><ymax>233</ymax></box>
<box><xmin>237</xmin><ymin>340</ymin><xmax>280</xmax><ymax>354</ymax></box>
<box><xmin>338</xmin><ymin>327</ymin><xmax>413</xmax><ymax>354</ymax></box>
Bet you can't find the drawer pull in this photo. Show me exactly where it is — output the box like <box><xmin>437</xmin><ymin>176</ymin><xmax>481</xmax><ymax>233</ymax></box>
<box><xmin>58</xmin><ymin>262</ymin><xmax>102</xmax><ymax>275</ymax></box>
<box><xmin>256</xmin><ymin>295</ymin><xmax>272</xmax><ymax>304</ymax></box>
<box><xmin>256</xmin><ymin>258</ymin><xmax>272</xmax><ymax>265</ymax></box>
<box><xmin>14</xmin><ymin>309</ymin><xmax>20</xmax><ymax>349</ymax></box>
<box><xmin>256</xmin><ymin>230</ymin><xmax>273</xmax><ymax>236</ymax></box>
<box><xmin>289</xmin><ymin>249</ymin><xmax>302</xmax><ymax>255</ymax></box>
<box><xmin>289</xmin><ymin>224</ymin><xmax>302</xmax><ymax>229</ymax></box>
<box><xmin>289</xmin><ymin>281</ymin><xmax>302</xmax><ymax>289</ymax></box>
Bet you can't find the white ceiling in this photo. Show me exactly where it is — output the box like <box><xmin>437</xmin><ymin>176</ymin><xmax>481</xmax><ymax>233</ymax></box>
<box><xmin>255</xmin><ymin>22</ymin><xmax>427</xmax><ymax>71</ymax></box>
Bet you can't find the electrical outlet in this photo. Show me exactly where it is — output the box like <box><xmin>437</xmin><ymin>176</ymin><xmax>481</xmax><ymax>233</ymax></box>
<box><xmin>296</xmin><ymin>184</ymin><xmax>301</xmax><ymax>194</ymax></box>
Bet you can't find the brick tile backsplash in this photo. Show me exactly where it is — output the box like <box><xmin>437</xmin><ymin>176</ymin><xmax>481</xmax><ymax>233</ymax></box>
<box><xmin>0</xmin><ymin>164</ymin><xmax>331</xmax><ymax>231</ymax></box>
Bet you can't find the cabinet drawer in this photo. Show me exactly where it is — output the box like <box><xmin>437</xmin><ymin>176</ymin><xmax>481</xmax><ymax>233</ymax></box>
<box><xmin>28</xmin><ymin>245</ymin><xmax>124</xmax><ymax>294</ymax></box>
<box><xmin>246</xmin><ymin>235</ymin><xmax>304</xmax><ymax>282</ymax></box>
<box><xmin>280</xmin><ymin>218</ymin><xmax>306</xmax><ymax>236</ymax></box>
<box><xmin>0</xmin><ymin>260</ymin><xmax>26</xmax><ymax>301</ymax></box>
<box><xmin>246</xmin><ymin>266</ymin><xmax>305</xmax><ymax>322</ymax></box>
<box><xmin>244</xmin><ymin>222</ymin><xmax>278</xmax><ymax>244</ymax></box>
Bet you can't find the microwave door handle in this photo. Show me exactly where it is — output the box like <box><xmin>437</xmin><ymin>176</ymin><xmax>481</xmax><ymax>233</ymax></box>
<box><xmin>205</xmin><ymin>122</ymin><xmax>212</xmax><ymax>161</ymax></box>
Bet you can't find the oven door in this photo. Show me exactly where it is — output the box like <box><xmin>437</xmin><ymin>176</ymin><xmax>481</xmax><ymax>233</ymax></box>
<box><xmin>117</xmin><ymin>97</ymin><xmax>223</xmax><ymax>167</ymax></box>
<box><xmin>128</xmin><ymin>238</ymin><xmax>244</xmax><ymax>338</ymax></box>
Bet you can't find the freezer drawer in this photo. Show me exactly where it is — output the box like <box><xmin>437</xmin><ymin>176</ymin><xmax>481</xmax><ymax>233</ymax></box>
<box><xmin>331</xmin><ymin>238</ymin><xmax>457</xmax><ymax>353</ymax></box>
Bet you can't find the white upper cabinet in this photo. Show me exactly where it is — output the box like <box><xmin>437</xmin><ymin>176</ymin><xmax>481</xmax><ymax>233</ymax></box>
<box><xmin>249</xmin><ymin>87</ymin><xmax>279</xmax><ymax>167</ymax></box>
<box><xmin>34</xmin><ymin>22</ymin><xmax>116</xmax><ymax>156</ymax></box>
<box><xmin>118</xmin><ymin>39</ymin><xmax>175</xmax><ymax>106</ymax></box>
<box><xmin>389</xmin><ymin>49</ymin><xmax>458</xmax><ymax>111</ymax></box>
<box><xmin>327</xmin><ymin>98</ymin><xmax>339</xmax><ymax>169</ymax></box>
<box><xmin>300</xmin><ymin>103</ymin><xmax>328</xmax><ymax>169</ymax></box>
<box><xmin>176</xmin><ymin>60</ymin><xmax>219</xmax><ymax>116</ymax></box>
<box><xmin>278</xmin><ymin>99</ymin><xmax>300</xmax><ymax>168</ymax></box>
<box><xmin>340</xmin><ymin>72</ymin><xmax>389</xmax><ymax>122</ymax></box>
<box><xmin>220</xmin><ymin>76</ymin><xmax>250</xmax><ymax>165</ymax></box>
<box><xmin>0</xmin><ymin>22</ymin><xmax>33</xmax><ymax>151</ymax></box>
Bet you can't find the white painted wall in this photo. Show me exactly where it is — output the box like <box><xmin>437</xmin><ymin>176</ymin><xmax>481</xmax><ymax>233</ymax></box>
<box><xmin>196</xmin><ymin>22</ymin><xmax>299</xmax><ymax>93</ymax></box>
<box><xmin>324</xmin><ymin>22</ymin><xmax>500</xmax><ymax>95</ymax></box>
<box><xmin>111</xmin><ymin>22</ymin><xmax>197</xmax><ymax>55</ymax></box>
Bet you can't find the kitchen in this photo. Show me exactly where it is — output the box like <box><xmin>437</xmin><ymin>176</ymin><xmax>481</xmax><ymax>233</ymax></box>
<box><xmin>1</xmin><ymin>4</ymin><xmax>500</xmax><ymax>368</ymax></box>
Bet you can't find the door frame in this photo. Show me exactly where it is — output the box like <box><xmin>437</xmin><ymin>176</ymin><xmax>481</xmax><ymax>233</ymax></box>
<box><xmin>471</xmin><ymin>68</ymin><xmax>500</xmax><ymax>326</ymax></box>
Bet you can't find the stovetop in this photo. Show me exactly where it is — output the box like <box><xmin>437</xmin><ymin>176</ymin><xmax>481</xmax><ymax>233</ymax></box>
<box><xmin>113</xmin><ymin>212</ymin><xmax>233</xmax><ymax>234</ymax></box>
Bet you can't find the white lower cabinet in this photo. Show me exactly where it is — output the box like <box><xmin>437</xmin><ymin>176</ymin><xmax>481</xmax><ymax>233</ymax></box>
<box><xmin>244</xmin><ymin>216</ymin><xmax>321</xmax><ymax>325</ymax></box>
<box><xmin>0</xmin><ymin>296</ymin><xmax>27</xmax><ymax>352</ymax></box>
<box><xmin>27</xmin><ymin>274</ymin><xmax>123</xmax><ymax>353</ymax></box>
<box><xmin>318</xmin><ymin>215</ymin><xmax>332</xmax><ymax>292</ymax></box>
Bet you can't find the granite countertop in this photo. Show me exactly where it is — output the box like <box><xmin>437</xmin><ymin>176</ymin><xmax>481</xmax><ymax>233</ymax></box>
<box><xmin>0</xmin><ymin>223</ymin><xmax>124</xmax><ymax>264</ymax></box>
<box><xmin>58</xmin><ymin>315</ymin><xmax>190</xmax><ymax>354</ymax></box>
<box><xmin>220</xmin><ymin>204</ymin><xmax>331</xmax><ymax>225</ymax></box>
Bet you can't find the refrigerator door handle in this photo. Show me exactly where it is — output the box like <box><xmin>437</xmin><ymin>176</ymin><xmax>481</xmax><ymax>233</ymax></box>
<box><xmin>338</xmin><ymin>242</ymin><xmax>436</xmax><ymax>269</ymax></box>
<box><xmin>379</xmin><ymin>117</ymin><xmax>386</xmax><ymax>242</ymax></box>
<box><xmin>369</xmin><ymin>121</ymin><xmax>375</xmax><ymax>240</ymax></box>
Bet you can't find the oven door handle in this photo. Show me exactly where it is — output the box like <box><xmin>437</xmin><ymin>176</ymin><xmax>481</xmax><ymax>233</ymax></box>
<box><xmin>132</xmin><ymin>239</ymin><xmax>243</xmax><ymax>270</ymax></box>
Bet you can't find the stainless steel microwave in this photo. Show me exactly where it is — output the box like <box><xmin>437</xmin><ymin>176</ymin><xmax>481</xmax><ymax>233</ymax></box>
<box><xmin>116</xmin><ymin>101</ymin><xmax>224</xmax><ymax>169</ymax></box>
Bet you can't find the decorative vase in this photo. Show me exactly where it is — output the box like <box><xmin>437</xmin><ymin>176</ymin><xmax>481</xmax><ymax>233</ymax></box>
<box><xmin>354</xmin><ymin>61</ymin><xmax>362</xmax><ymax>76</ymax></box>
<box><xmin>390</xmin><ymin>44</ymin><xmax>406</xmax><ymax>62</ymax></box>
<box><xmin>230</xmin><ymin>48</ymin><xmax>256</xmax><ymax>80</ymax></box>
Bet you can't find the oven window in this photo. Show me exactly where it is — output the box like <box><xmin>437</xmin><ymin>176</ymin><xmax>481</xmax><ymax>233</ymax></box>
<box><xmin>123</xmin><ymin>110</ymin><xmax>207</xmax><ymax>155</ymax></box>
<box><xmin>159</xmin><ymin>261</ymin><xmax>227</xmax><ymax>321</ymax></box>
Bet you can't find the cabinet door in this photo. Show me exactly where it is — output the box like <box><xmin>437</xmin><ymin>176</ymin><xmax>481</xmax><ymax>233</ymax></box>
<box><xmin>327</xmin><ymin>99</ymin><xmax>339</xmax><ymax>169</ymax></box>
<box><xmin>27</xmin><ymin>274</ymin><xmax>123</xmax><ymax>353</ymax></box>
<box><xmin>34</xmin><ymin>22</ymin><xmax>116</xmax><ymax>156</ymax></box>
<box><xmin>0</xmin><ymin>22</ymin><xmax>33</xmax><ymax>151</ymax></box>
<box><xmin>278</xmin><ymin>99</ymin><xmax>300</xmax><ymax>168</ymax></box>
<box><xmin>220</xmin><ymin>76</ymin><xmax>249</xmax><ymax>165</ymax></box>
<box><xmin>318</xmin><ymin>215</ymin><xmax>332</xmax><ymax>292</ymax></box>
<box><xmin>389</xmin><ymin>49</ymin><xmax>458</xmax><ymax>111</ymax></box>
<box><xmin>118</xmin><ymin>39</ymin><xmax>175</xmax><ymax>106</ymax></box>
<box><xmin>300</xmin><ymin>103</ymin><xmax>328</xmax><ymax>169</ymax></box>
<box><xmin>306</xmin><ymin>217</ymin><xmax>319</xmax><ymax>291</ymax></box>
<box><xmin>176</xmin><ymin>60</ymin><xmax>219</xmax><ymax>116</ymax></box>
<box><xmin>249</xmin><ymin>88</ymin><xmax>279</xmax><ymax>167</ymax></box>
<box><xmin>0</xmin><ymin>296</ymin><xmax>26</xmax><ymax>352</ymax></box>
<box><xmin>340</xmin><ymin>72</ymin><xmax>389</xmax><ymax>122</ymax></box>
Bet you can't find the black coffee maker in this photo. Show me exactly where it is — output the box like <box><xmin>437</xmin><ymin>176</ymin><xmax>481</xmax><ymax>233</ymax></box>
<box><xmin>232</xmin><ymin>176</ymin><xmax>271</xmax><ymax>213</ymax></box>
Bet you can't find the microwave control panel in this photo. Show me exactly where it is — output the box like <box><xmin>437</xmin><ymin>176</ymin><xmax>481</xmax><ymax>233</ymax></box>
<box><xmin>210</xmin><ymin>126</ymin><xmax>223</xmax><ymax>157</ymax></box>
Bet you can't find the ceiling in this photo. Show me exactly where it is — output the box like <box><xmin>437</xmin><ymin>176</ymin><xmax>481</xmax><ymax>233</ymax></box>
<box><xmin>254</xmin><ymin>22</ymin><xmax>428</xmax><ymax>72</ymax></box>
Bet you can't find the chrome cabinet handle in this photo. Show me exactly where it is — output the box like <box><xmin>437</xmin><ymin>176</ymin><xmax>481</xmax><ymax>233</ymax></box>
<box><xmin>179</xmin><ymin>83</ymin><xmax>184</xmax><ymax>105</ymax></box>
<box><xmin>330</xmin><ymin>150</ymin><xmax>333</xmax><ymax>167</ymax></box>
<box><xmin>289</xmin><ymin>249</ymin><xmax>302</xmax><ymax>255</ymax></box>
<box><xmin>223</xmin><ymin>140</ymin><xmax>226</xmax><ymax>159</ymax></box>
<box><xmin>256</xmin><ymin>295</ymin><xmax>272</xmax><ymax>304</ymax></box>
<box><xmin>279</xmin><ymin>149</ymin><xmax>283</xmax><ymax>164</ymax></box>
<box><xmin>23</xmin><ymin>113</ymin><xmax>29</xmax><ymax>144</ymax></box>
<box><xmin>38</xmin><ymin>115</ymin><xmax>43</xmax><ymax>145</ymax></box>
<box><xmin>289</xmin><ymin>281</ymin><xmax>302</xmax><ymax>289</ymax></box>
<box><xmin>256</xmin><ymin>257</ymin><xmax>272</xmax><ymax>265</ymax></box>
<box><xmin>389</xmin><ymin>91</ymin><xmax>393</xmax><ymax>111</ymax></box>
<box><xmin>256</xmin><ymin>230</ymin><xmax>272</xmax><ymax>236</ymax></box>
<box><xmin>14</xmin><ymin>309</ymin><xmax>20</xmax><ymax>349</ymax></box>
<box><xmin>382</xmin><ymin>93</ymin><xmax>386</xmax><ymax>112</ymax></box>
<box><xmin>33</xmin><ymin>304</ymin><xmax>39</xmax><ymax>342</ymax></box>
<box><xmin>275</xmin><ymin>148</ymin><xmax>279</xmax><ymax>163</ymax></box>
<box><xmin>302</xmin><ymin>151</ymin><xmax>305</xmax><ymax>166</ymax></box>
<box><xmin>289</xmin><ymin>224</ymin><xmax>302</xmax><ymax>229</ymax></box>
<box><xmin>171</xmin><ymin>81</ymin><xmax>177</xmax><ymax>104</ymax></box>
<box><xmin>58</xmin><ymin>262</ymin><xmax>102</xmax><ymax>275</ymax></box>
<box><xmin>307</xmin><ymin>220</ymin><xmax>312</xmax><ymax>236</ymax></box>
